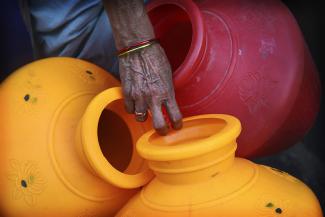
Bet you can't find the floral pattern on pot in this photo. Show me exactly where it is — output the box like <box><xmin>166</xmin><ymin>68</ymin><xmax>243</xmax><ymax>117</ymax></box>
<box><xmin>7</xmin><ymin>159</ymin><xmax>47</xmax><ymax>206</ymax></box>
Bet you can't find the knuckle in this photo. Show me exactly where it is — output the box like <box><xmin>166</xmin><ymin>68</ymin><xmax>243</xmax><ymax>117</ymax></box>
<box><xmin>150</xmin><ymin>85</ymin><xmax>168</xmax><ymax>96</ymax></box>
<box><xmin>143</xmin><ymin>89</ymin><xmax>152</xmax><ymax>98</ymax></box>
<box><xmin>122</xmin><ymin>87</ymin><xmax>132</xmax><ymax>98</ymax></box>
<box><xmin>132</xmin><ymin>90</ymin><xmax>143</xmax><ymax>100</ymax></box>
<box><xmin>160</xmin><ymin>88</ymin><xmax>169</xmax><ymax>97</ymax></box>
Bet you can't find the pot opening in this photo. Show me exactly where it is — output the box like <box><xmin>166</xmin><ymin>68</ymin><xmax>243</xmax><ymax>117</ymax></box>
<box><xmin>148</xmin><ymin>4</ymin><xmax>193</xmax><ymax>73</ymax></box>
<box><xmin>149</xmin><ymin>118</ymin><xmax>227</xmax><ymax>147</ymax></box>
<box><xmin>97</xmin><ymin>108</ymin><xmax>133</xmax><ymax>172</ymax></box>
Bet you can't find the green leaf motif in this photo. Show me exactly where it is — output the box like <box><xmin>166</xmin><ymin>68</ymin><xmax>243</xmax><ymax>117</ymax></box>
<box><xmin>266</xmin><ymin>202</ymin><xmax>274</xmax><ymax>208</ymax></box>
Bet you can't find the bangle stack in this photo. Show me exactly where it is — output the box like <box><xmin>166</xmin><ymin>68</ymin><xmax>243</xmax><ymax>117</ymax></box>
<box><xmin>117</xmin><ymin>38</ymin><xmax>158</xmax><ymax>57</ymax></box>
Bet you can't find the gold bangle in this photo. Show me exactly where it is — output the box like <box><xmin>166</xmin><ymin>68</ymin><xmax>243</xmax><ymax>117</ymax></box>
<box><xmin>118</xmin><ymin>40</ymin><xmax>157</xmax><ymax>57</ymax></box>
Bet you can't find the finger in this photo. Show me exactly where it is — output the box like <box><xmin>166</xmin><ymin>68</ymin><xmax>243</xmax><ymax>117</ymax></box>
<box><xmin>150</xmin><ymin>102</ymin><xmax>169</xmax><ymax>136</ymax></box>
<box><xmin>164</xmin><ymin>98</ymin><xmax>183</xmax><ymax>130</ymax></box>
<box><xmin>120</xmin><ymin>68</ymin><xmax>135</xmax><ymax>114</ymax></box>
<box><xmin>134</xmin><ymin>97</ymin><xmax>148</xmax><ymax>122</ymax></box>
<box><xmin>124</xmin><ymin>97</ymin><xmax>135</xmax><ymax>114</ymax></box>
<box><xmin>122</xmin><ymin>88</ymin><xmax>135</xmax><ymax>114</ymax></box>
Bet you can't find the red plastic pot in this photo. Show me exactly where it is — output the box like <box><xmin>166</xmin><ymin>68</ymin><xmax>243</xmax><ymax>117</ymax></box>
<box><xmin>147</xmin><ymin>0</ymin><xmax>321</xmax><ymax>158</ymax></box>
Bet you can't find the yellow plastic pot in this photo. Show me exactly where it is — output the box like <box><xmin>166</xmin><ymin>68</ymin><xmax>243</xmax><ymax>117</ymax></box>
<box><xmin>0</xmin><ymin>58</ymin><xmax>153</xmax><ymax>217</ymax></box>
<box><xmin>116</xmin><ymin>114</ymin><xmax>323</xmax><ymax>217</ymax></box>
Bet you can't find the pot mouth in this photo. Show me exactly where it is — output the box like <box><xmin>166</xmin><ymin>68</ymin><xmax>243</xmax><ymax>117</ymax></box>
<box><xmin>137</xmin><ymin>114</ymin><xmax>241</xmax><ymax>162</ymax></box>
<box><xmin>147</xmin><ymin>0</ymin><xmax>206</xmax><ymax>88</ymax></box>
<box><xmin>97</xmin><ymin>108</ymin><xmax>133</xmax><ymax>172</ymax></box>
<box><xmin>81</xmin><ymin>87</ymin><xmax>153</xmax><ymax>189</ymax></box>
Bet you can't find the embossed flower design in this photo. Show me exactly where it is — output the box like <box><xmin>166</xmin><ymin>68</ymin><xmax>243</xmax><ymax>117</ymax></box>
<box><xmin>7</xmin><ymin>159</ymin><xmax>46</xmax><ymax>206</ymax></box>
<box><xmin>238</xmin><ymin>71</ymin><xmax>277</xmax><ymax>115</ymax></box>
<box><xmin>12</xmin><ymin>73</ymin><xmax>42</xmax><ymax>116</ymax></box>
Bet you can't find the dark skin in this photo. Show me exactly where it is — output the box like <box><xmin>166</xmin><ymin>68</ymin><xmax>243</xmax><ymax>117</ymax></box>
<box><xmin>103</xmin><ymin>0</ymin><xmax>183</xmax><ymax>135</ymax></box>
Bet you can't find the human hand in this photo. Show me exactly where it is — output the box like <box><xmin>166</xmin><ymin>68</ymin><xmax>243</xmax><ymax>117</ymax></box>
<box><xmin>119</xmin><ymin>43</ymin><xmax>182</xmax><ymax>135</ymax></box>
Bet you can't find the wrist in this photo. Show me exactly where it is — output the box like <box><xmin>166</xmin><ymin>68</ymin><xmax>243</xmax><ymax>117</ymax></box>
<box><xmin>117</xmin><ymin>34</ymin><xmax>155</xmax><ymax>50</ymax></box>
<box><xmin>114</xmin><ymin>17</ymin><xmax>155</xmax><ymax>49</ymax></box>
<box><xmin>118</xmin><ymin>38</ymin><xmax>158</xmax><ymax>57</ymax></box>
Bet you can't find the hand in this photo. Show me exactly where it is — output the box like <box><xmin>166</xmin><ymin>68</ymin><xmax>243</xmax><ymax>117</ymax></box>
<box><xmin>119</xmin><ymin>43</ymin><xmax>183</xmax><ymax>135</ymax></box>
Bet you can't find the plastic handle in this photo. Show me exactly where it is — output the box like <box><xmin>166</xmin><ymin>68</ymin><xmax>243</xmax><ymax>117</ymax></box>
<box><xmin>81</xmin><ymin>87</ymin><xmax>154</xmax><ymax>189</ymax></box>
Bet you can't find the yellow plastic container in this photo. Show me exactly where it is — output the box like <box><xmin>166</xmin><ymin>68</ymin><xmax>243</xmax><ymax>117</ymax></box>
<box><xmin>116</xmin><ymin>114</ymin><xmax>323</xmax><ymax>217</ymax></box>
<box><xmin>0</xmin><ymin>58</ymin><xmax>153</xmax><ymax>217</ymax></box>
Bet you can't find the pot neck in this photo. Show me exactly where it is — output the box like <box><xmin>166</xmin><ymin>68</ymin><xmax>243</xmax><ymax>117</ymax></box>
<box><xmin>149</xmin><ymin>143</ymin><xmax>237</xmax><ymax>185</ymax></box>
<box><xmin>136</xmin><ymin>114</ymin><xmax>241</xmax><ymax>185</ymax></box>
<box><xmin>147</xmin><ymin>0</ymin><xmax>207</xmax><ymax>88</ymax></box>
<box><xmin>75</xmin><ymin>87</ymin><xmax>154</xmax><ymax>189</ymax></box>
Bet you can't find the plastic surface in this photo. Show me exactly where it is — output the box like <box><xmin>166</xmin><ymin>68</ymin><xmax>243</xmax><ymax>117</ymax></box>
<box><xmin>0</xmin><ymin>58</ymin><xmax>153</xmax><ymax>217</ymax></box>
<box><xmin>116</xmin><ymin>114</ymin><xmax>323</xmax><ymax>217</ymax></box>
<box><xmin>147</xmin><ymin>0</ymin><xmax>321</xmax><ymax>157</ymax></box>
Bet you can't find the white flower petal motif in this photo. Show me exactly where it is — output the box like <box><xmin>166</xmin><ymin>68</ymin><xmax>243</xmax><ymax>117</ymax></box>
<box><xmin>7</xmin><ymin>159</ymin><xmax>47</xmax><ymax>207</ymax></box>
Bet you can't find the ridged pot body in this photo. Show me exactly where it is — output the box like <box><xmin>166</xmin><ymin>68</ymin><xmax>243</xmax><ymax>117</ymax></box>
<box><xmin>116</xmin><ymin>158</ymin><xmax>323</xmax><ymax>217</ymax></box>
<box><xmin>0</xmin><ymin>58</ymin><xmax>151</xmax><ymax>217</ymax></box>
<box><xmin>116</xmin><ymin>114</ymin><xmax>323</xmax><ymax>217</ymax></box>
<box><xmin>147</xmin><ymin>0</ymin><xmax>321</xmax><ymax>157</ymax></box>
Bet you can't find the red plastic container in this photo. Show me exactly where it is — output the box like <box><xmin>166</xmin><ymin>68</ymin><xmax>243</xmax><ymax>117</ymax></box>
<box><xmin>147</xmin><ymin>0</ymin><xmax>321</xmax><ymax>158</ymax></box>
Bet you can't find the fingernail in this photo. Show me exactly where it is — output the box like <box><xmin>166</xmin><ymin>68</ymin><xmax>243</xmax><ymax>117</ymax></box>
<box><xmin>173</xmin><ymin>121</ymin><xmax>183</xmax><ymax>130</ymax></box>
<box><xmin>157</xmin><ymin>126</ymin><xmax>169</xmax><ymax>136</ymax></box>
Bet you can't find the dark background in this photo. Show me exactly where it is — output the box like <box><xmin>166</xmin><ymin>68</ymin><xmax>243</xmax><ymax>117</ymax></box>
<box><xmin>0</xmin><ymin>0</ymin><xmax>324</xmax><ymax>214</ymax></box>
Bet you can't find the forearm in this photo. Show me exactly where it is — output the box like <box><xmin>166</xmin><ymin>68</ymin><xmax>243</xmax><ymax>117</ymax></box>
<box><xmin>102</xmin><ymin>0</ymin><xmax>155</xmax><ymax>49</ymax></box>
<box><xmin>103</xmin><ymin>0</ymin><xmax>182</xmax><ymax>134</ymax></box>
